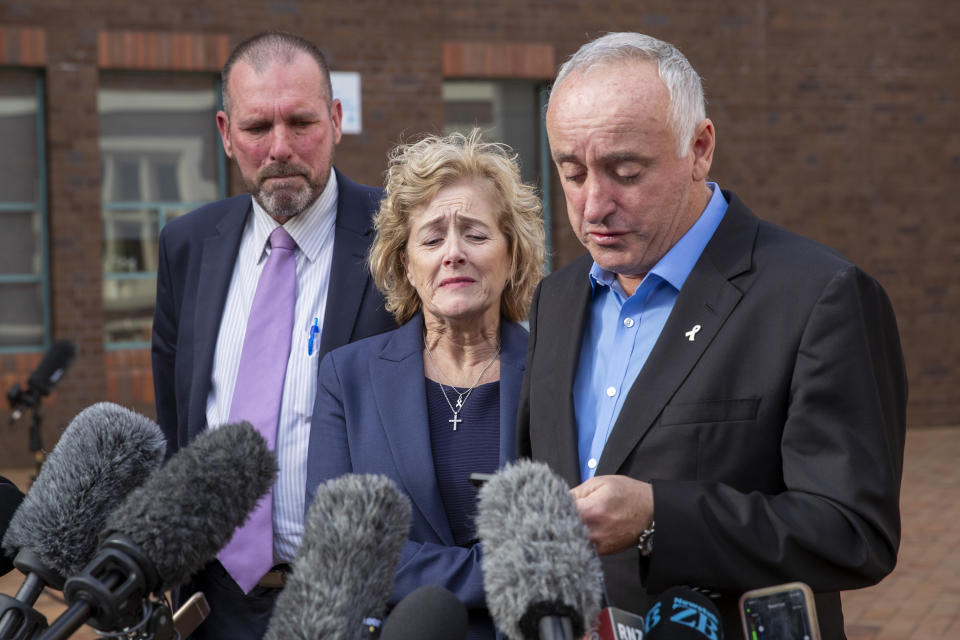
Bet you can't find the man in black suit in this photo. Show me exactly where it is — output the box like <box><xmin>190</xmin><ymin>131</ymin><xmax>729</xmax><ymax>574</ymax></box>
<box><xmin>151</xmin><ymin>32</ymin><xmax>394</xmax><ymax>638</ymax></box>
<box><xmin>518</xmin><ymin>32</ymin><xmax>907</xmax><ymax>639</ymax></box>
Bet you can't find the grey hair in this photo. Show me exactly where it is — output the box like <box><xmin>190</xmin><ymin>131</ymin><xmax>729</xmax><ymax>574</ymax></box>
<box><xmin>551</xmin><ymin>32</ymin><xmax>706</xmax><ymax>157</ymax></box>
<box><xmin>221</xmin><ymin>32</ymin><xmax>332</xmax><ymax>115</ymax></box>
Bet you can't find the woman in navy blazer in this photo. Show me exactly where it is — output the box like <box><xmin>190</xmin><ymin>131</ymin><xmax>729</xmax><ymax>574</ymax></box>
<box><xmin>306</xmin><ymin>130</ymin><xmax>545</xmax><ymax>639</ymax></box>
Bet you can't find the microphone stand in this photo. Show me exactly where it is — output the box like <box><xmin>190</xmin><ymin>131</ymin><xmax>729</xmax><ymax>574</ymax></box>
<box><xmin>27</xmin><ymin>405</ymin><xmax>46</xmax><ymax>484</ymax></box>
<box><xmin>0</xmin><ymin>548</ymin><xmax>63</xmax><ymax>640</ymax></box>
<box><xmin>39</xmin><ymin>535</ymin><xmax>175</xmax><ymax>640</ymax></box>
<box><xmin>7</xmin><ymin>339</ymin><xmax>76</xmax><ymax>483</ymax></box>
<box><xmin>7</xmin><ymin>385</ymin><xmax>48</xmax><ymax>485</ymax></box>
<box><xmin>537</xmin><ymin>616</ymin><xmax>574</xmax><ymax>640</ymax></box>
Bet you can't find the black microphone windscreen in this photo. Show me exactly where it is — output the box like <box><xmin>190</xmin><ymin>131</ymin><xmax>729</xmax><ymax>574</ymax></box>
<box><xmin>99</xmin><ymin>421</ymin><xmax>277</xmax><ymax>588</ymax></box>
<box><xmin>26</xmin><ymin>340</ymin><xmax>75</xmax><ymax>396</ymax></box>
<box><xmin>380</xmin><ymin>585</ymin><xmax>468</xmax><ymax>640</ymax></box>
<box><xmin>1</xmin><ymin>403</ymin><xmax>166</xmax><ymax>577</ymax></box>
<box><xmin>644</xmin><ymin>586</ymin><xmax>723</xmax><ymax>640</ymax></box>
<box><xmin>476</xmin><ymin>460</ymin><xmax>604</xmax><ymax>640</ymax></box>
<box><xmin>1</xmin><ymin>477</ymin><xmax>25</xmax><ymax>576</ymax></box>
<box><xmin>264</xmin><ymin>473</ymin><xmax>412</xmax><ymax>640</ymax></box>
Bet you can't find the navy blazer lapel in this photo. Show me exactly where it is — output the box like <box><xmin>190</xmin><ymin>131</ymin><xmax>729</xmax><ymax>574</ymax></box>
<box><xmin>318</xmin><ymin>168</ymin><xmax>380</xmax><ymax>360</ymax></box>
<box><xmin>187</xmin><ymin>198</ymin><xmax>250</xmax><ymax>439</ymax></box>
<box><xmin>497</xmin><ymin>321</ymin><xmax>528</xmax><ymax>465</ymax></box>
<box><xmin>370</xmin><ymin>317</ymin><xmax>454</xmax><ymax>544</ymax></box>
<box><xmin>597</xmin><ymin>195</ymin><xmax>758</xmax><ymax>476</ymax></box>
<box><xmin>536</xmin><ymin>256</ymin><xmax>593</xmax><ymax>487</ymax></box>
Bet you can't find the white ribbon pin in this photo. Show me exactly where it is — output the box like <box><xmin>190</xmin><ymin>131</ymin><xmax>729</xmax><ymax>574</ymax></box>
<box><xmin>685</xmin><ymin>324</ymin><xmax>702</xmax><ymax>342</ymax></box>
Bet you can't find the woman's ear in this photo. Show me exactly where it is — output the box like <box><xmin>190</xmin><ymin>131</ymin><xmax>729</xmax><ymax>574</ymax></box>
<box><xmin>400</xmin><ymin>251</ymin><xmax>414</xmax><ymax>285</ymax></box>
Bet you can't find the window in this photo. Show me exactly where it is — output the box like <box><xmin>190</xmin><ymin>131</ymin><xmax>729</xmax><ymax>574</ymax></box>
<box><xmin>443</xmin><ymin>80</ymin><xmax>552</xmax><ymax>265</ymax></box>
<box><xmin>99</xmin><ymin>73</ymin><xmax>226</xmax><ymax>347</ymax></box>
<box><xmin>0</xmin><ymin>69</ymin><xmax>48</xmax><ymax>352</ymax></box>
<box><xmin>444</xmin><ymin>80</ymin><xmax>545</xmax><ymax>184</ymax></box>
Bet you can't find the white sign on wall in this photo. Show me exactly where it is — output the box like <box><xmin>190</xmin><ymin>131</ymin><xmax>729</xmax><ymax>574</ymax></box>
<box><xmin>331</xmin><ymin>71</ymin><xmax>362</xmax><ymax>135</ymax></box>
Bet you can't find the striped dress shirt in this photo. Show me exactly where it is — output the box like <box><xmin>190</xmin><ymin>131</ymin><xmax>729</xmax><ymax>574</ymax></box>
<box><xmin>205</xmin><ymin>171</ymin><xmax>338</xmax><ymax>562</ymax></box>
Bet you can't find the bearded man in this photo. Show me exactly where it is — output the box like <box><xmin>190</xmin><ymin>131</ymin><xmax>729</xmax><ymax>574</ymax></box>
<box><xmin>151</xmin><ymin>31</ymin><xmax>395</xmax><ymax>639</ymax></box>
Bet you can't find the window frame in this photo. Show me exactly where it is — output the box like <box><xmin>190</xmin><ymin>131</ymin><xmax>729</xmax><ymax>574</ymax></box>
<box><xmin>0</xmin><ymin>72</ymin><xmax>51</xmax><ymax>354</ymax></box>
<box><xmin>100</xmin><ymin>73</ymin><xmax>228</xmax><ymax>350</ymax></box>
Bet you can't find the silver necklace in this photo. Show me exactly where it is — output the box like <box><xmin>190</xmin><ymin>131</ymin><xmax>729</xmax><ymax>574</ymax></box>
<box><xmin>424</xmin><ymin>340</ymin><xmax>501</xmax><ymax>431</ymax></box>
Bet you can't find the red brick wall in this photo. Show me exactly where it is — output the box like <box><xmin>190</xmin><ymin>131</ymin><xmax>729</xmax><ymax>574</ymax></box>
<box><xmin>0</xmin><ymin>2</ymin><xmax>956</xmax><ymax>464</ymax></box>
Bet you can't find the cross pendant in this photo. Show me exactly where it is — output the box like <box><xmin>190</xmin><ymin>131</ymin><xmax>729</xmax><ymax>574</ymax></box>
<box><xmin>449</xmin><ymin>413</ymin><xmax>462</xmax><ymax>431</ymax></box>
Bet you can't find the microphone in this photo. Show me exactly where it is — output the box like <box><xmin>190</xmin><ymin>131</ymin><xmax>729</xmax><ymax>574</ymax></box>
<box><xmin>593</xmin><ymin>605</ymin><xmax>646</xmax><ymax>640</ymax></box>
<box><xmin>7</xmin><ymin>340</ymin><xmax>75</xmax><ymax>422</ymax></box>
<box><xmin>0</xmin><ymin>478</ymin><xmax>27</xmax><ymax>640</ymax></box>
<box><xmin>476</xmin><ymin>460</ymin><xmax>605</xmax><ymax>640</ymax></box>
<box><xmin>379</xmin><ymin>585</ymin><xmax>468</xmax><ymax>640</ymax></box>
<box><xmin>264</xmin><ymin>473</ymin><xmax>412</xmax><ymax>640</ymax></box>
<box><xmin>643</xmin><ymin>586</ymin><xmax>723</xmax><ymax>640</ymax></box>
<box><xmin>0</xmin><ymin>403</ymin><xmax>165</xmax><ymax>639</ymax></box>
<box><xmin>0</xmin><ymin>477</ymin><xmax>25</xmax><ymax>577</ymax></box>
<box><xmin>39</xmin><ymin>421</ymin><xmax>277</xmax><ymax>640</ymax></box>
<box><xmin>25</xmin><ymin>341</ymin><xmax>75</xmax><ymax>397</ymax></box>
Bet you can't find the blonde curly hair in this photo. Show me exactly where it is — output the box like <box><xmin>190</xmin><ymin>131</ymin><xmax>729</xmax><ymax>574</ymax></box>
<box><xmin>369</xmin><ymin>129</ymin><xmax>546</xmax><ymax>324</ymax></box>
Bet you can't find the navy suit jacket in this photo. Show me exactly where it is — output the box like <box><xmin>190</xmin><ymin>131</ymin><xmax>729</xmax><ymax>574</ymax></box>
<box><xmin>306</xmin><ymin>314</ymin><xmax>528</xmax><ymax>610</ymax></box>
<box><xmin>518</xmin><ymin>192</ymin><xmax>907</xmax><ymax>640</ymax></box>
<box><xmin>152</xmin><ymin>168</ymin><xmax>397</xmax><ymax>454</ymax></box>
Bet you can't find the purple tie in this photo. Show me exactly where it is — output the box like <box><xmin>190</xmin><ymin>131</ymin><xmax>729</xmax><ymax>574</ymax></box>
<box><xmin>218</xmin><ymin>226</ymin><xmax>297</xmax><ymax>593</ymax></box>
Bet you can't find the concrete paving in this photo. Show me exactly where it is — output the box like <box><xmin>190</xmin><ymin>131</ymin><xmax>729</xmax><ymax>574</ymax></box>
<box><xmin>842</xmin><ymin>427</ymin><xmax>960</xmax><ymax>639</ymax></box>
<box><xmin>2</xmin><ymin>426</ymin><xmax>957</xmax><ymax>639</ymax></box>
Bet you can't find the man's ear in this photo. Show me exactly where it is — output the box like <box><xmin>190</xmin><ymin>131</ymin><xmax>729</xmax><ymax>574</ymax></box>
<box><xmin>690</xmin><ymin>118</ymin><xmax>715</xmax><ymax>182</ymax></box>
<box><xmin>329</xmin><ymin>98</ymin><xmax>343</xmax><ymax>146</ymax></box>
<box><xmin>216</xmin><ymin>111</ymin><xmax>233</xmax><ymax>159</ymax></box>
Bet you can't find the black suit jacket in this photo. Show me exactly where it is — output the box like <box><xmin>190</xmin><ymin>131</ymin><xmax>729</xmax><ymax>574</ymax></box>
<box><xmin>517</xmin><ymin>191</ymin><xmax>907</xmax><ymax>640</ymax></box>
<box><xmin>152</xmin><ymin>168</ymin><xmax>397</xmax><ymax>455</ymax></box>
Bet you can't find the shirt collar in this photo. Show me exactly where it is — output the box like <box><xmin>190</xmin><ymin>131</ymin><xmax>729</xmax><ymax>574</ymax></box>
<box><xmin>589</xmin><ymin>182</ymin><xmax>728</xmax><ymax>295</ymax></box>
<box><xmin>250</xmin><ymin>169</ymin><xmax>339</xmax><ymax>263</ymax></box>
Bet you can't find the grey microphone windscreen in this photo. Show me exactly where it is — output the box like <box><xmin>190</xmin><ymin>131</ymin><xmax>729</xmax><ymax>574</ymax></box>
<box><xmin>264</xmin><ymin>473</ymin><xmax>412</xmax><ymax>640</ymax></box>
<box><xmin>380</xmin><ymin>584</ymin><xmax>468</xmax><ymax>640</ymax></box>
<box><xmin>99</xmin><ymin>421</ymin><xmax>277</xmax><ymax>588</ymax></box>
<box><xmin>1</xmin><ymin>402</ymin><xmax>166</xmax><ymax>577</ymax></box>
<box><xmin>476</xmin><ymin>459</ymin><xmax>604</xmax><ymax>640</ymax></box>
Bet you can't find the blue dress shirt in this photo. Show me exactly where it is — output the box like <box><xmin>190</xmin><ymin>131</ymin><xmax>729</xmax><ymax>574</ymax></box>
<box><xmin>573</xmin><ymin>183</ymin><xmax>728</xmax><ymax>481</ymax></box>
